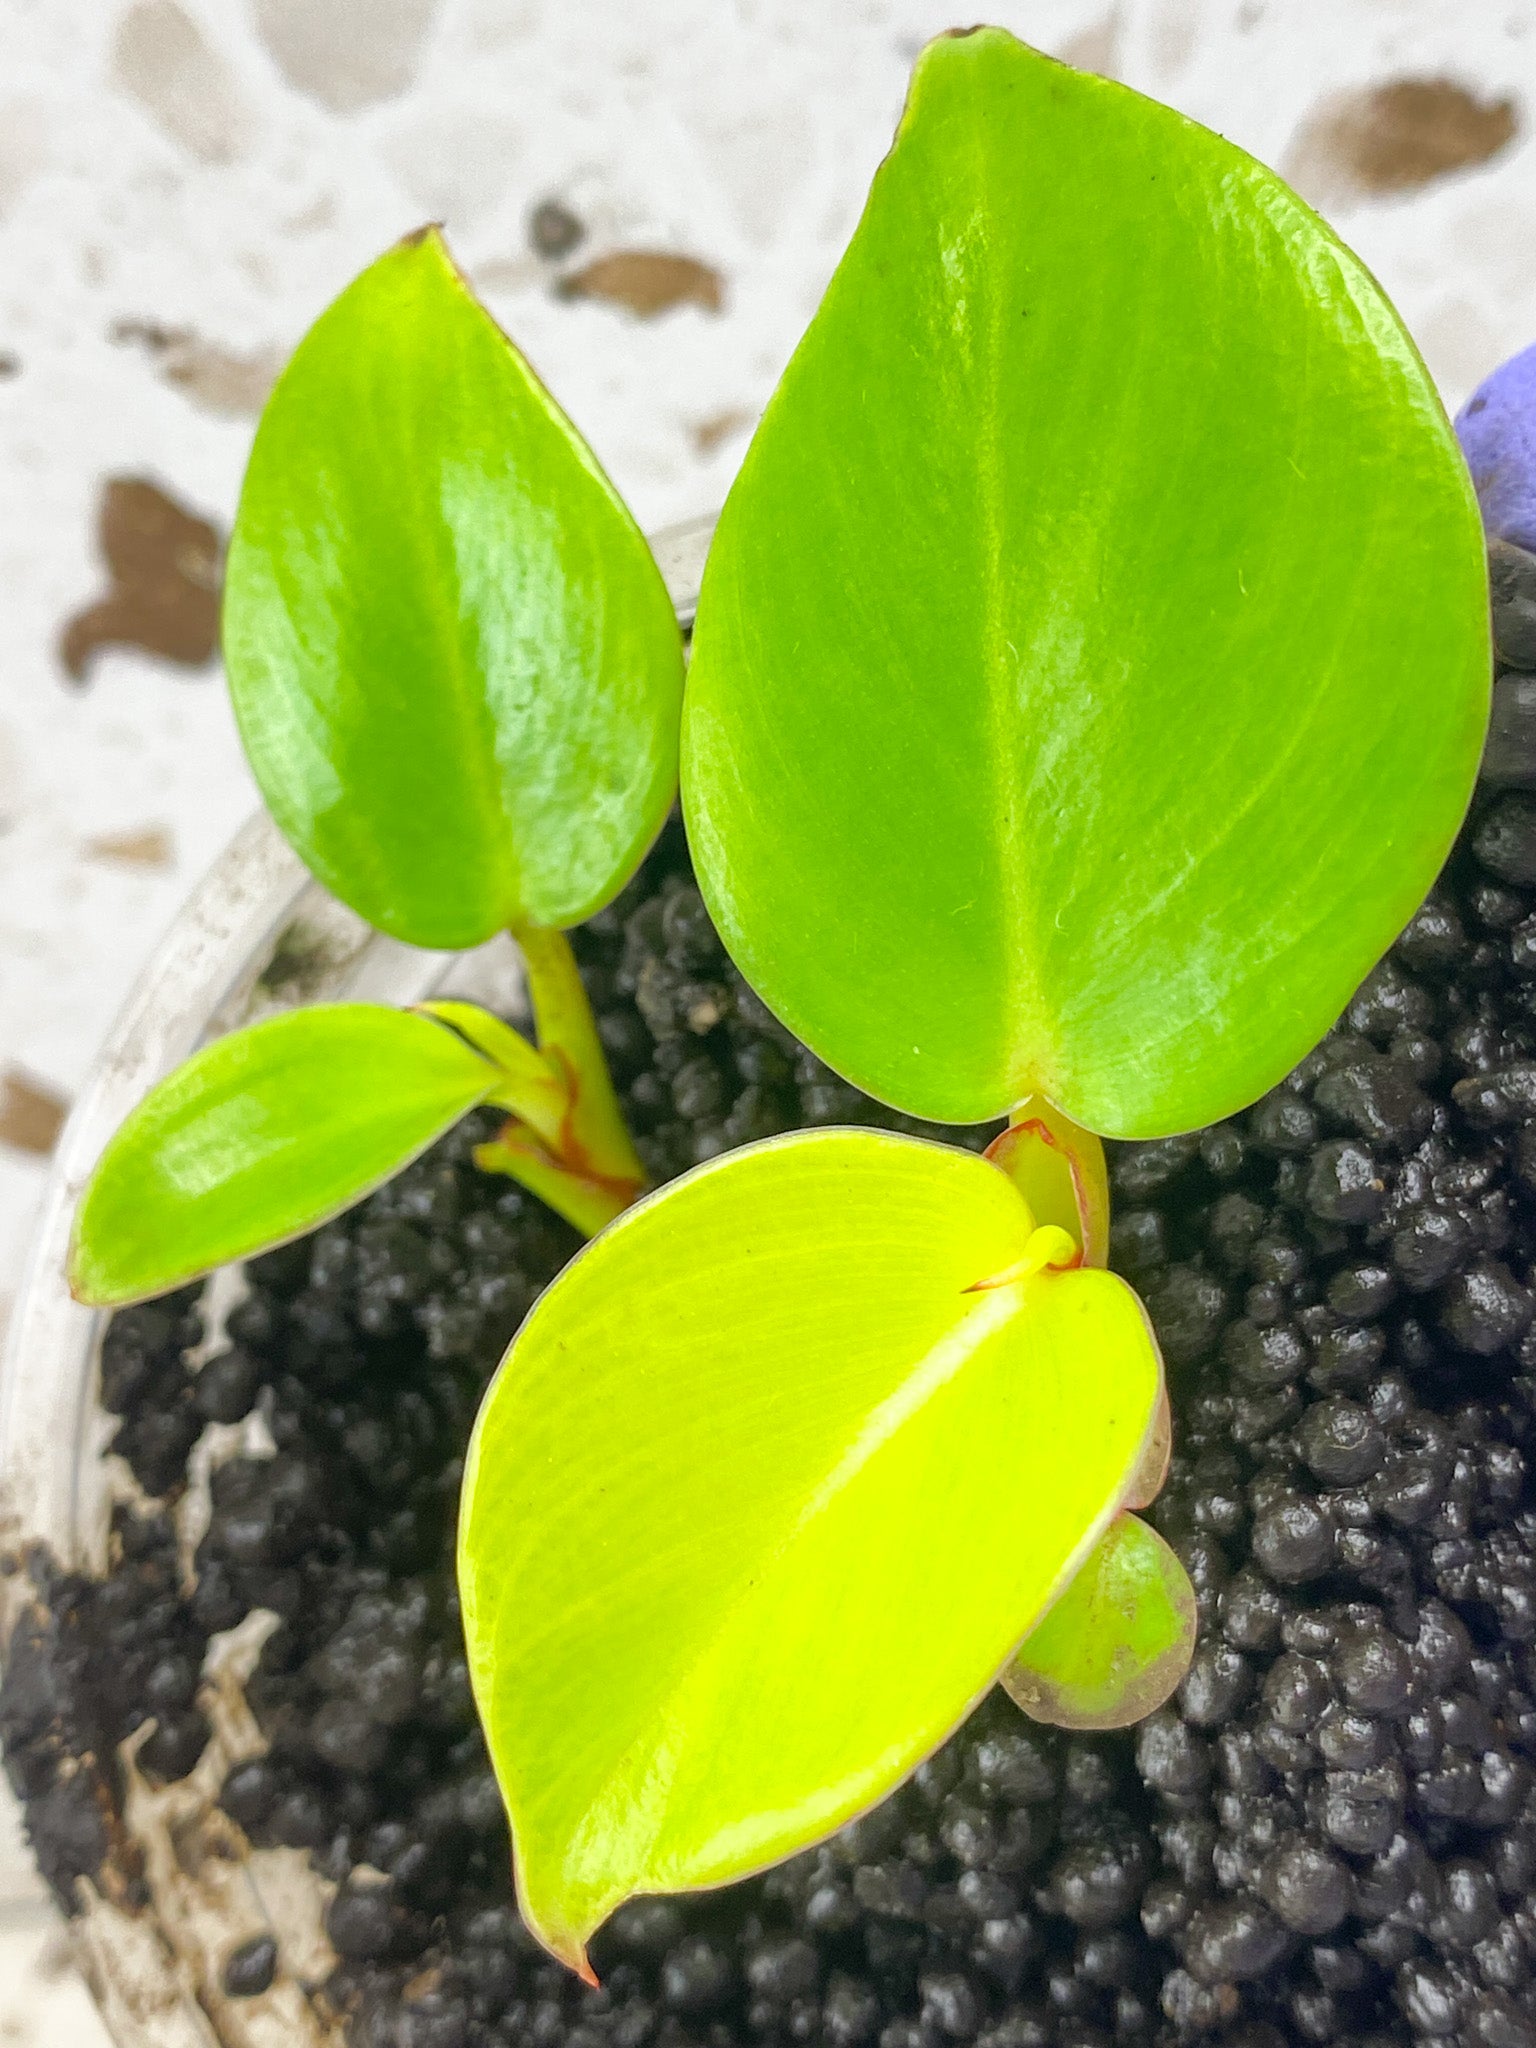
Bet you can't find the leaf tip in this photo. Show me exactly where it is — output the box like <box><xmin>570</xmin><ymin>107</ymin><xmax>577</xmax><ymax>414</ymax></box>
<box><xmin>532</xmin><ymin>1908</ymin><xmax>606</xmax><ymax>1990</ymax></box>
<box><xmin>392</xmin><ymin>220</ymin><xmax>476</xmax><ymax>302</ymax></box>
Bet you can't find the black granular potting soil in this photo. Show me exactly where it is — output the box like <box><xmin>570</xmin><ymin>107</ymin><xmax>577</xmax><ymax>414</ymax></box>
<box><xmin>9</xmin><ymin>577</ymin><xmax>1536</xmax><ymax>2048</ymax></box>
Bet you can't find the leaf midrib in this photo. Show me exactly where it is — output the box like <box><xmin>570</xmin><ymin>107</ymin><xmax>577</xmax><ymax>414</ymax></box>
<box><xmin>960</xmin><ymin>96</ymin><xmax>1051</xmax><ymax>1111</ymax></box>
<box><xmin>546</xmin><ymin>1281</ymin><xmax>1028</xmax><ymax>1921</ymax></box>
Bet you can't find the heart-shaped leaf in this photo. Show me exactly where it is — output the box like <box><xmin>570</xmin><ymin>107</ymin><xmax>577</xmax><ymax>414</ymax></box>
<box><xmin>683</xmin><ymin>28</ymin><xmax>1489</xmax><ymax>1134</ymax></box>
<box><xmin>458</xmin><ymin>1128</ymin><xmax>1162</xmax><ymax>1973</ymax></box>
<box><xmin>70</xmin><ymin>1006</ymin><xmax>498</xmax><ymax>1306</ymax></box>
<box><xmin>1002</xmin><ymin>1511</ymin><xmax>1196</xmax><ymax>1731</ymax></box>
<box><xmin>224</xmin><ymin>227</ymin><xmax>684</xmax><ymax>950</ymax></box>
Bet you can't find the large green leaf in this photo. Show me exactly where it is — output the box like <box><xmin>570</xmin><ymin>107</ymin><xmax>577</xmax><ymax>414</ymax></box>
<box><xmin>683</xmin><ymin>28</ymin><xmax>1489</xmax><ymax>1135</ymax></box>
<box><xmin>70</xmin><ymin>1006</ymin><xmax>497</xmax><ymax>1306</ymax></box>
<box><xmin>224</xmin><ymin>228</ymin><xmax>684</xmax><ymax>950</ymax></box>
<box><xmin>459</xmin><ymin>1128</ymin><xmax>1161</xmax><ymax>1972</ymax></box>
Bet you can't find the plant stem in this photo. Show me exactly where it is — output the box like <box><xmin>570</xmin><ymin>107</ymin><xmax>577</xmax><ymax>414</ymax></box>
<box><xmin>984</xmin><ymin>1097</ymin><xmax>1110</xmax><ymax>1266</ymax></box>
<box><xmin>419</xmin><ymin>999</ymin><xmax>572</xmax><ymax>1154</ymax></box>
<box><xmin>469</xmin><ymin>923</ymin><xmax>649</xmax><ymax>1238</ymax></box>
<box><xmin>987</xmin><ymin>1096</ymin><xmax>1174</xmax><ymax>1521</ymax></box>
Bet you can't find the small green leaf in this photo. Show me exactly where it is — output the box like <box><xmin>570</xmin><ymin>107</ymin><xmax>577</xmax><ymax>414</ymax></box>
<box><xmin>225</xmin><ymin>227</ymin><xmax>684</xmax><ymax>950</ymax></box>
<box><xmin>459</xmin><ymin>1128</ymin><xmax>1161</xmax><ymax>1973</ymax></box>
<box><xmin>506</xmin><ymin>922</ymin><xmax>649</xmax><ymax>1202</ymax></box>
<box><xmin>683</xmin><ymin>28</ymin><xmax>1489</xmax><ymax>1135</ymax></box>
<box><xmin>70</xmin><ymin>1006</ymin><xmax>497</xmax><ymax>1306</ymax></box>
<box><xmin>1002</xmin><ymin>1512</ymin><xmax>1196</xmax><ymax>1732</ymax></box>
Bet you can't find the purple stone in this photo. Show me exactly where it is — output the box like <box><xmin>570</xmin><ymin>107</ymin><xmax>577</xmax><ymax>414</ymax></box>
<box><xmin>1456</xmin><ymin>340</ymin><xmax>1536</xmax><ymax>551</ymax></box>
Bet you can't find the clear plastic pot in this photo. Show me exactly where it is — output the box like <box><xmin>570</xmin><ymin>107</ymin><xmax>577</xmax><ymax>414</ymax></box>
<box><xmin>0</xmin><ymin>515</ymin><xmax>714</xmax><ymax>2048</ymax></box>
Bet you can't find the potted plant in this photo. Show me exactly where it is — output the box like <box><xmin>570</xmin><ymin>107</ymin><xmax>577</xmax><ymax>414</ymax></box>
<box><xmin>7</xmin><ymin>27</ymin><xmax>1534</xmax><ymax>2048</ymax></box>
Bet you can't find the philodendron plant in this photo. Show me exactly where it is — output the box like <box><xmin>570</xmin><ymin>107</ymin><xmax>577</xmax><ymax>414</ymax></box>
<box><xmin>71</xmin><ymin>28</ymin><xmax>1489</xmax><ymax>1988</ymax></box>
<box><xmin>70</xmin><ymin>222</ymin><xmax>683</xmax><ymax>1298</ymax></box>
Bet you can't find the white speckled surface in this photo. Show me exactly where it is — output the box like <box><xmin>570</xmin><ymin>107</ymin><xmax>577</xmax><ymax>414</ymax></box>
<box><xmin>2</xmin><ymin>3</ymin><xmax>1535</xmax><ymax>2039</ymax></box>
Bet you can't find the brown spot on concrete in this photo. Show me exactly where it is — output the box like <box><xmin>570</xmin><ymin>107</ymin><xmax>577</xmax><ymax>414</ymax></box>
<box><xmin>84</xmin><ymin>826</ymin><xmax>175</xmax><ymax>870</ymax></box>
<box><xmin>383</xmin><ymin>109</ymin><xmax>523</xmax><ymax>233</ymax></box>
<box><xmin>282</xmin><ymin>192</ymin><xmax>337</xmax><ymax>237</ymax></box>
<box><xmin>692</xmin><ymin>407</ymin><xmax>755</xmax><ymax>455</ymax></box>
<box><xmin>112</xmin><ymin>319</ymin><xmax>282</xmax><ymax>420</ymax></box>
<box><xmin>164</xmin><ymin>341</ymin><xmax>281</xmax><ymax>419</ymax></box>
<box><xmin>60</xmin><ymin>478</ymin><xmax>223</xmax><ymax>685</ymax></box>
<box><xmin>253</xmin><ymin>0</ymin><xmax>441</xmax><ymax>114</ymax></box>
<box><xmin>0</xmin><ymin>97</ymin><xmax>48</xmax><ymax>221</ymax></box>
<box><xmin>559</xmin><ymin>252</ymin><xmax>724</xmax><ymax>319</ymax></box>
<box><xmin>1285</xmin><ymin>77</ymin><xmax>1519</xmax><ymax>209</ymax></box>
<box><xmin>1058</xmin><ymin>12</ymin><xmax>1120</xmax><ymax>79</ymax></box>
<box><xmin>528</xmin><ymin>198</ymin><xmax>585</xmax><ymax>261</ymax></box>
<box><xmin>0</xmin><ymin>351</ymin><xmax>17</xmax><ymax>378</ymax></box>
<box><xmin>0</xmin><ymin>1070</ymin><xmax>68</xmax><ymax>1156</ymax></box>
<box><xmin>1147</xmin><ymin>0</ymin><xmax>1199</xmax><ymax>83</ymax></box>
<box><xmin>111</xmin><ymin>1</ymin><xmax>253</xmax><ymax>165</ymax></box>
<box><xmin>473</xmin><ymin>255</ymin><xmax>541</xmax><ymax>295</ymax></box>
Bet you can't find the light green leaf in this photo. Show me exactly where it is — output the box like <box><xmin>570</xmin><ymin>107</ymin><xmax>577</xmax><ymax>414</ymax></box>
<box><xmin>1002</xmin><ymin>1511</ymin><xmax>1196</xmax><ymax>1731</ymax></box>
<box><xmin>225</xmin><ymin>227</ymin><xmax>684</xmax><ymax>950</ymax></box>
<box><xmin>459</xmin><ymin>1128</ymin><xmax>1161</xmax><ymax>1973</ymax></box>
<box><xmin>683</xmin><ymin>27</ymin><xmax>1489</xmax><ymax>1135</ymax></box>
<box><xmin>70</xmin><ymin>1006</ymin><xmax>497</xmax><ymax>1306</ymax></box>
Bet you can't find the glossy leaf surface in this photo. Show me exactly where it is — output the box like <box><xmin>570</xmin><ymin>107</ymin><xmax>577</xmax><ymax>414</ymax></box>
<box><xmin>71</xmin><ymin>1006</ymin><xmax>496</xmax><ymax>1306</ymax></box>
<box><xmin>1002</xmin><ymin>1511</ymin><xmax>1196</xmax><ymax>1731</ymax></box>
<box><xmin>684</xmin><ymin>28</ymin><xmax>1489</xmax><ymax>1134</ymax></box>
<box><xmin>225</xmin><ymin>228</ymin><xmax>683</xmax><ymax>949</ymax></box>
<box><xmin>459</xmin><ymin>1129</ymin><xmax>1161</xmax><ymax>1972</ymax></box>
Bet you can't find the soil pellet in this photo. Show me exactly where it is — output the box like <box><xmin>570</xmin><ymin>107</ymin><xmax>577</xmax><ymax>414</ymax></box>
<box><xmin>223</xmin><ymin>1932</ymin><xmax>278</xmax><ymax>1997</ymax></box>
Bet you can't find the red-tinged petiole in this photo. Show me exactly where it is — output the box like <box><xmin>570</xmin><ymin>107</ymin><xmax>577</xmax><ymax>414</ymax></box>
<box><xmin>985</xmin><ymin>1097</ymin><xmax>1111</xmax><ymax>1266</ymax></box>
<box><xmin>419</xmin><ymin>999</ymin><xmax>572</xmax><ymax>1153</ymax></box>
<box><xmin>512</xmin><ymin>921</ymin><xmax>648</xmax><ymax>1198</ymax></box>
<box><xmin>420</xmin><ymin>923</ymin><xmax>649</xmax><ymax>1241</ymax></box>
<box><xmin>473</xmin><ymin>1120</ymin><xmax>641</xmax><ymax>1239</ymax></box>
